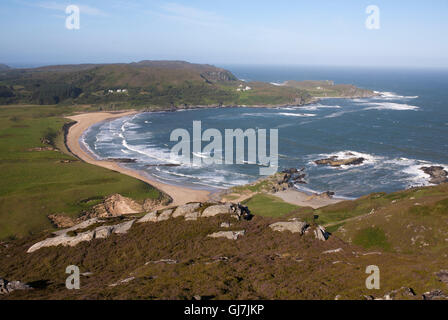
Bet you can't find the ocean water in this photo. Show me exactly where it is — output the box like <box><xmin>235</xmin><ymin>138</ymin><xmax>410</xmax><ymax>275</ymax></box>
<box><xmin>82</xmin><ymin>66</ymin><xmax>448</xmax><ymax>198</ymax></box>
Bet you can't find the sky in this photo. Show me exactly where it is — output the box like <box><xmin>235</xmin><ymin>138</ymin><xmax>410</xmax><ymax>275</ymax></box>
<box><xmin>1</xmin><ymin>0</ymin><xmax>448</xmax><ymax>68</ymax></box>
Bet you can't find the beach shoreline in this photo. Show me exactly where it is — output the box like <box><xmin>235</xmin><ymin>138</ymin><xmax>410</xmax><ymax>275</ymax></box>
<box><xmin>66</xmin><ymin>109</ymin><xmax>344</xmax><ymax>209</ymax></box>
<box><xmin>65</xmin><ymin>110</ymin><xmax>211</xmax><ymax>207</ymax></box>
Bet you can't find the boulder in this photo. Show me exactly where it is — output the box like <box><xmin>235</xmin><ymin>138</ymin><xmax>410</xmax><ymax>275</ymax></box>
<box><xmin>234</xmin><ymin>204</ymin><xmax>254</xmax><ymax>221</ymax></box>
<box><xmin>157</xmin><ymin>209</ymin><xmax>173</xmax><ymax>222</ymax></box>
<box><xmin>185</xmin><ymin>210</ymin><xmax>201</xmax><ymax>221</ymax></box>
<box><xmin>172</xmin><ymin>203</ymin><xmax>202</xmax><ymax>218</ymax></box>
<box><xmin>269</xmin><ymin>220</ymin><xmax>309</xmax><ymax>235</ymax></box>
<box><xmin>422</xmin><ymin>290</ymin><xmax>448</xmax><ymax>300</ymax></box>
<box><xmin>420</xmin><ymin>166</ymin><xmax>448</xmax><ymax>184</ymax></box>
<box><xmin>112</xmin><ymin>220</ymin><xmax>135</xmax><ymax>234</ymax></box>
<box><xmin>0</xmin><ymin>278</ymin><xmax>31</xmax><ymax>295</ymax></box>
<box><xmin>208</xmin><ymin>230</ymin><xmax>245</xmax><ymax>240</ymax></box>
<box><xmin>202</xmin><ymin>204</ymin><xmax>233</xmax><ymax>218</ymax></box>
<box><xmin>94</xmin><ymin>225</ymin><xmax>114</xmax><ymax>239</ymax></box>
<box><xmin>314</xmin><ymin>226</ymin><xmax>330</xmax><ymax>241</ymax></box>
<box><xmin>138</xmin><ymin>211</ymin><xmax>159</xmax><ymax>223</ymax></box>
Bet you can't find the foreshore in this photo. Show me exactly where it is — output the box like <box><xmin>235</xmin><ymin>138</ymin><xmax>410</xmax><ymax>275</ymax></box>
<box><xmin>66</xmin><ymin>109</ymin><xmax>343</xmax><ymax>209</ymax></box>
<box><xmin>65</xmin><ymin>111</ymin><xmax>211</xmax><ymax>207</ymax></box>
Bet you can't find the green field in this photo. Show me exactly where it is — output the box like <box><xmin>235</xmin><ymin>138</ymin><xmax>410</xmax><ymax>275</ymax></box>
<box><xmin>242</xmin><ymin>194</ymin><xmax>300</xmax><ymax>217</ymax></box>
<box><xmin>0</xmin><ymin>105</ymin><xmax>161</xmax><ymax>240</ymax></box>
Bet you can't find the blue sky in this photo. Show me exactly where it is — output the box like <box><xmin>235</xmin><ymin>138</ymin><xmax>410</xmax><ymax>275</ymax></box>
<box><xmin>1</xmin><ymin>0</ymin><xmax>448</xmax><ymax>68</ymax></box>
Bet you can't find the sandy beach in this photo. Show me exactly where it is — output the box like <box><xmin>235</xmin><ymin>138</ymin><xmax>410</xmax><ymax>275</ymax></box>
<box><xmin>66</xmin><ymin>111</ymin><xmax>210</xmax><ymax>207</ymax></box>
<box><xmin>274</xmin><ymin>190</ymin><xmax>343</xmax><ymax>209</ymax></box>
<box><xmin>66</xmin><ymin>110</ymin><xmax>343</xmax><ymax>210</ymax></box>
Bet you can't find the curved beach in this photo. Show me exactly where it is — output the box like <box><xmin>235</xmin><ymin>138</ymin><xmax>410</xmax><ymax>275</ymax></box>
<box><xmin>65</xmin><ymin>110</ymin><xmax>343</xmax><ymax>209</ymax></box>
<box><xmin>65</xmin><ymin>111</ymin><xmax>211</xmax><ymax>207</ymax></box>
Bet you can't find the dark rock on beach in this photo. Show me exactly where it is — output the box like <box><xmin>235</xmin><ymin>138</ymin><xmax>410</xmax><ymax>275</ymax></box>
<box><xmin>145</xmin><ymin>163</ymin><xmax>181</xmax><ymax>167</ymax></box>
<box><xmin>282</xmin><ymin>168</ymin><xmax>307</xmax><ymax>184</ymax></box>
<box><xmin>107</xmin><ymin>158</ymin><xmax>137</xmax><ymax>163</ymax></box>
<box><xmin>420</xmin><ymin>166</ymin><xmax>448</xmax><ymax>185</ymax></box>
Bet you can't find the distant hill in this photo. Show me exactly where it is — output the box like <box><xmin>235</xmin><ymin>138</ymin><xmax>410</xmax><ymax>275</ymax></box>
<box><xmin>0</xmin><ymin>60</ymin><xmax>312</xmax><ymax>107</ymax></box>
<box><xmin>0</xmin><ymin>60</ymin><xmax>374</xmax><ymax>108</ymax></box>
<box><xmin>0</xmin><ymin>64</ymin><xmax>10</xmax><ymax>71</ymax></box>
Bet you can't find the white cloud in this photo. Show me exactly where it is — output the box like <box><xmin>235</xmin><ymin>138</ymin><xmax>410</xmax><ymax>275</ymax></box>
<box><xmin>152</xmin><ymin>2</ymin><xmax>224</xmax><ymax>27</ymax></box>
<box><xmin>34</xmin><ymin>1</ymin><xmax>107</xmax><ymax>16</ymax></box>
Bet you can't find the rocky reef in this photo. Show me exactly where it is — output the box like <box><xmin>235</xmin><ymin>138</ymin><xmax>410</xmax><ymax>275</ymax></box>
<box><xmin>315</xmin><ymin>155</ymin><xmax>365</xmax><ymax>167</ymax></box>
<box><xmin>420</xmin><ymin>166</ymin><xmax>448</xmax><ymax>185</ymax></box>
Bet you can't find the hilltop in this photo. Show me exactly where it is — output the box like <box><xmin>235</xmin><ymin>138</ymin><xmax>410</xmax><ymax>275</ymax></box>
<box><xmin>0</xmin><ymin>61</ymin><xmax>376</xmax><ymax>109</ymax></box>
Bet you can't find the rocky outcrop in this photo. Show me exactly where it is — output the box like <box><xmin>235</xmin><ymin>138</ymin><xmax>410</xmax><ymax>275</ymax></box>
<box><xmin>420</xmin><ymin>166</ymin><xmax>448</xmax><ymax>184</ymax></box>
<box><xmin>172</xmin><ymin>203</ymin><xmax>202</xmax><ymax>218</ymax></box>
<box><xmin>314</xmin><ymin>226</ymin><xmax>331</xmax><ymax>241</ymax></box>
<box><xmin>157</xmin><ymin>209</ymin><xmax>173</xmax><ymax>222</ymax></box>
<box><xmin>48</xmin><ymin>214</ymin><xmax>76</xmax><ymax>228</ymax></box>
<box><xmin>422</xmin><ymin>290</ymin><xmax>448</xmax><ymax>300</ymax></box>
<box><xmin>137</xmin><ymin>211</ymin><xmax>158</xmax><ymax>223</ymax></box>
<box><xmin>269</xmin><ymin>220</ymin><xmax>309</xmax><ymax>235</ymax></box>
<box><xmin>49</xmin><ymin>194</ymin><xmax>171</xmax><ymax>227</ymax></box>
<box><xmin>53</xmin><ymin>218</ymin><xmax>101</xmax><ymax>236</ymax></box>
<box><xmin>315</xmin><ymin>156</ymin><xmax>365</xmax><ymax>167</ymax></box>
<box><xmin>86</xmin><ymin>194</ymin><xmax>143</xmax><ymax>218</ymax></box>
<box><xmin>0</xmin><ymin>278</ymin><xmax>31</xmax><ymax>295</ymax></box>
<box><xmin>306</xmin><ymin>191</ymin><xmax>335</xmax><ymax>201</ymax></box>
<box><xmin>202</xmin><ymin>204</ymin><xmax>234</xmax><ymax>218</ymax></box>
<box><xmin>138</xmin><ymin>202</ymin><xmax>253</xmax><ymax>223</ymax></box>
<box><xmin>208</xmin><ymin>230</ymin><xmax>245</xmax><ymax>240</ymax></box>
<box><xmin>142</xmin><ymin>195</ymin><xmax>172</xmax><ymax>212</ymax></box>
<box><xmin>27</xmin><ymin>219</ymin><xmax>136</xmax><ymax>253</ymax></box>
<box><xmin>281</xmin><ymin>168</ymin><xmax>307</xmax><ymax>184</ymax></box>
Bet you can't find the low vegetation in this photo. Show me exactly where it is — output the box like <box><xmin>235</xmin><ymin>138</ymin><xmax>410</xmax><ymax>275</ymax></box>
<box><xmin>0</xmin><ymin>105</ymin><xmax>161</xmax><ymax>240</ymax></box>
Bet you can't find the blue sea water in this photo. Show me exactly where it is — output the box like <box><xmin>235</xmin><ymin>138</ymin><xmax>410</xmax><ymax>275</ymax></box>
<box><xmin>82</xmin><ymin>66</ymin><xmax>448</xmax><ymax>198</ymax></box>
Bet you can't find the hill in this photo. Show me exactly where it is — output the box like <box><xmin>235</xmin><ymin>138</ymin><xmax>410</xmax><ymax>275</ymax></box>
<box><xmin>0</xmin><ymin>64</ymin><xmax>10</xmax><ymax>71</ymax></box>
<box><xmin>1</xmin><ymin>183</ymin><xmax>448</xmax><ymax>300</ymax></box>
<box><xmin>0</xmin><ymin>60</ymin><xmax>380</xmax><ymax>109</ymax></box>
<box><xmin>0</xmin><ymin>60</ymin><xmax>314</xmax><ymax>108</ymax></box>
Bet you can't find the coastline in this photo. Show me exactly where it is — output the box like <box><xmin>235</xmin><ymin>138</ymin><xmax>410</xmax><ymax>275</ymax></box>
<box><xmin>65</xmin><ymin>108</ymin><xmax>345</xmax><ymax>209</ymax></box>
<box><xmin>65</xmin><ymin>111</ymin><xmax>211</xmax><ymax>207</ymax></box>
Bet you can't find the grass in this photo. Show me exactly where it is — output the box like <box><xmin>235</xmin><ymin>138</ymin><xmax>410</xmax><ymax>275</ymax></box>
<box><xmin>353</xmin><ymin>227</ymin><xmax>391</xmax><ymax>251</ymax></box>
<box><xmin>242</xmin><ymin>194</ymin><xmax>300</xmax><ymax>217</ymax></box>
<box><xmin>0</xmin><ymin>104</ymin><xmax>161</xmax><ymax>240</ymax></box>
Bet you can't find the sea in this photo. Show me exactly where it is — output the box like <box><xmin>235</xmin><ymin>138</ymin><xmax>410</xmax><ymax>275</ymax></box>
<box><xmin>82</xmin><ymin>65</ymin><xmax>448</xmax><ymax>199</ymax></box>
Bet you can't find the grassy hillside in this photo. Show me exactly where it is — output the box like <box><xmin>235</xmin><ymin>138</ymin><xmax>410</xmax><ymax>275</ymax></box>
<box><xmin>0</xmin><ymin>61</ymin><xmax>313</xmax><ymax>108</ymax></box>
<box><xmin>1</xmin><ymin>186</ymin><xmax>448</xmax><ymax>300</ymax></box>
<box><xmin>283</xmin><ymin>80</ymin><xmax>375</xmax><ymax>98</ymax></box>
<box><xmin>0</xmin><ymin>105</ymin><xmax>161</xmax><ymax>240</ymax></box>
